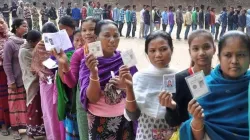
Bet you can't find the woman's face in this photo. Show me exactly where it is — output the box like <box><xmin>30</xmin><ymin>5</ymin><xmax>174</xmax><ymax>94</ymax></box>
<box><xmin>73</xmin><ymin>32</ymin><xmax>84</xmax><ymax>49</ymax></box>
<box><xmin>59</xmin><ymin>24</ymin><xmax>74</xmax><ymax>37</ymax></box>
<box><xmin>219</xmin><ymin>37</ymin><xmax>250</xmax><ymax>79</ymax></box>
<box><xmin>189</xmin><ymin>36</ymin><xmax>215</xmax><ymax>67</ymax></box>
<box><xmin>81</xmin><ymin>21</ymin><xmax>96</xmax><ymax>44</ymax></box>
<box><xmin>0</xmin><ymin>19</ymin><xmax>6</xmax><ymax>33</ymax></box>
<box><xmin>147</xmin><ymin>37</ymin><xmax>172</xmax><ymax>68</ymax></box>
<box><xmin>16</xmin><ymin>21</ymin><xmax>28</xmax><ymax>36</ymax></box>
<box><xmin>98</xmin><ymin>24</ymin><xmax>120</xmax><ymax>57</ymax></box>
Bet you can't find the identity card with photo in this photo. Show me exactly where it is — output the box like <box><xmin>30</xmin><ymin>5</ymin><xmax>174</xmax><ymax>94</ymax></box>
<box><xmin>185</xmin><ymin>71</ymin><xmax>210</xmax><ymax>99</ymax></box>
<box><xmin>42</xmin><ymin>58</ymin><xmax>58</xmax><ymax>69</ymax></box>
<box><xmin>88</xmin><ymin>41</ymin><xmax>104</xmax><ymax>57</ymax></box>
<box><xmin>163</xmin><ymin>74</ymin><xmax>176</xmax><ymax>93</ymax></box>
<box><xmin>121</xmin><ymin>49</ymin><xmax>137</xmax><ymax>68</ymax></box>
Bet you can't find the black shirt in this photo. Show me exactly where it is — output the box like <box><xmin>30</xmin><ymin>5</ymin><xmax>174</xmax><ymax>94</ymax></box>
<box><xmin>11</xmin><ymin>6</ymin><xmax>17</xmax><ymax>17</ymax></box>
<box><xmin>165</xmin><ymin>68</ymin><xmax>193</xmax><ymax>127</ymax></box>
<box><xmin>66</xmin><ymin>7</ymin><xmax>72</xmax><ymax>16</ymax></box>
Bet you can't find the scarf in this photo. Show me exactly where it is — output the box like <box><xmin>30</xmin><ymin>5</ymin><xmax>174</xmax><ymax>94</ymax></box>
<box><xmin>56</xmin><ymin>50</ymin><xmax>76</xmax><ymax>120</ymax></box>
<box><xmin>79</xmin><ymin>51</ymin><xmax>137</xmax><ymax>111</ymax></box>
<box><xmin>180</xmin><ymin>65</ymin><xmax>250</xmax><ymax>140</ymax></box>
<box><xmin>133</xmin><ymin>64</ymin><xmax>177</xmax><ymax>119</ymax></box>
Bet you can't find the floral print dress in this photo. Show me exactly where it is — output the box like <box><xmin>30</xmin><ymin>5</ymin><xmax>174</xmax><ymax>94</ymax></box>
<box><xmin>87</xmin><ymin>112</ymin><xmax>134</xmax><ymax>140</ymax></box>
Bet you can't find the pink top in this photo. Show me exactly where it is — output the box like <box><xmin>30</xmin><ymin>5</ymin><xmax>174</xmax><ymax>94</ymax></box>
<box><xmin>88</xmin><ymin>95</ymin><xmax>125</xmax><ymax>117</ymax></box>
<box><xmin>64</xmin><ymin>48</ymin><xmax>84</xmax><ymax>88</ymax></box>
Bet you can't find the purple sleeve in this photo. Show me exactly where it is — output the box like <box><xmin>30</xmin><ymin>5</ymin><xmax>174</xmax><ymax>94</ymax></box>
<box><xmin>3</xmin><ymin>42</ymin><xmax>15</xmax><ymax>85</ymax></box>
<box><xmin>64</xmin><ymin>48</ymin><xmax>84</xmax><ymax>88</ymax></box>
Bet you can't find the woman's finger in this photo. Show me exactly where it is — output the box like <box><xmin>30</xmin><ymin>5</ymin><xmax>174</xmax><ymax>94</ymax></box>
<box><xmin>193</xmin><ymin>105</ymin><xmax>202</xmax><ymax>118</ymax></box>
<box><xmin>189</xmin><ymin>102</ymin><xmax>199</xmax><ymax>115</ymax></box>
<box><xmin>188</xmin><ymin>99</ymin><xmax>196</xmax><ymax>112</ymax></box>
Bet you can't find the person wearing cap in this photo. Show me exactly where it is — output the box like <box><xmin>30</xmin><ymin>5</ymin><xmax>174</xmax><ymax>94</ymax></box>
<box><xmin>58</xmin><ymin>1</ymin><xmax>66</xmax><ymax>19</ymax></box>
<box><xmin>40</xmin><ymin>2</ymin><xmax>49</xmax><ymax>25</ymax></box>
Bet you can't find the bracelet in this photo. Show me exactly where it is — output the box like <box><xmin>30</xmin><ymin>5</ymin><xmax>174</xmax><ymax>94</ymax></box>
<box><xmin>190</xmin><ymin>119</ymin><xmax>204</xmax><ymax>132</ymax></box>
<box><xmin>125</xmin><ymin>98</ymin><xmax>136</xmax><ymax>103</ymax></box>
<box><xmin>89</xmin><ymin>76</ymin><xmax>100</xmax><ymax>82</ymax></box>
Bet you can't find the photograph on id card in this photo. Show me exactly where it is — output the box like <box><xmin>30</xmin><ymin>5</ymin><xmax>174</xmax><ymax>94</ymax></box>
<box><xmin>185</xmin><ymin>71</ymin><xmax>210</xmax><ymax>99</ymax></box>
<box><xmin>163</xmin><ymin>74</ymin><xmax>176</xmax><ymax>93</ymax></box>
<box><xmin>88</xmin><ymin>41</ymin><xmax>104</xmax><ymax>57</ymax></box>
<box><xmin>121</xmin><ymin>49</ymin><xmax>137</xmax><ymax>67</ymax></box>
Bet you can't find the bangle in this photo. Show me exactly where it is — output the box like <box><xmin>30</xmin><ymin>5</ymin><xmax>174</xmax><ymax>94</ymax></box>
<box><xmin>89</xmin><ymin>76</ymin><xmax>100</xmax><ymax>82</ymax></box>
<box><xmin>125</xmin><ymin>98</ymin><xmax>136</xmax><ymax>103</ymax></box>
<box><xmin>190</xmin><ymin>119</ymin><xmax>204</xmax><ymax>132</ymax></box>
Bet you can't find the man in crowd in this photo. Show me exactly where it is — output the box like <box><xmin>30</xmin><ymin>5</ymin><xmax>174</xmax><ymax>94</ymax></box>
<box><xmin>31</xmin><ymin>2</ymin><xmax>40</xmax><ymax>31</ymax></box>
<box><xmin>87</xmin><ymin>1</ymin><xmax>94</xmax><ymax>17</ymax></box>
<box><xmin>199</xmin><ymin>4</ymin><xmax>205</xmax><ymax>29</ymax></box>
<box><xmin>10</xmin><ymin>2</ymin><xmax>18</xmax><ymax>22</ymax></box>
<box><xmin>72</xmin><ymin>3</ymin><xmax>81</xmax><ymax>28</ymax></box>
<box><xmin>66</xmin><ymin>2</ymin><xmax>72</xmax><ymax>16</ymax></box>
<box><xmin>143</xmin><ymin>5</ymin><xmax>150</xmax><ymax>38</ymax></box>
<box><xmin>49</xmin><ymin>3</ymin><xmax>58</xmax><ymax>26</ymax></box>
<box><xmin>192</xmin><ymin>7</ymin><xmax>199</xmax><ymax>30</ymax></box>
<box><xmin>220</xmin><ymin>7</ymin><xmax>228</xmax><ymax>37</ymax></box>
<box><xmin>210</xmin><ymin>7</ymin><xmax>216</xmax><ymax>35</ymax></box>
<box><xmin>1</xmin><ymin>4</ymin><xmax>10</xmax><ymax>27</ymax></box>
<box><xmin>131</xmin><ymin>5</ymin><xmax>137</xmax><ymax>38</ymax></box>
<box><xmin>139</xmin><ymin>5</ymin><xmax>146</xmax><ymax>38</ymax></box>
<box><xmin>118</xmin><ymin>5</ymin><xmax>126</xmax><ymax>37</ymax></box>
<box><xmin>24</xmin><ymin>2</ymin><xmax>32</xmax><ymax>30</ymax></box>
<box><xmin>113</xmin><ymin>3</ymin><xmax>120</xmax><ymax>25</ymax></box>
<box><xmin>228</xmin><ymin>7</ymin><xmax>234</xmax><ymax>31</ymax></box>
<box><xmin>17</xmin><ymin>1</ymin><xmax>24</xmax><ymax>19</ymax></box>
<box><xmin>93</xmin><ymin>2</ymin><xmax>103</xmax><ymax>20</ymax></box>
<box><xmin>81</xmin><ymin>3</ymin><xmax>88</xmax><ymax>20</ymax></box>
<box><xmin>168</xmin><ymin>6</ymin><xmax>175</xmax><ymax>36</ymax></box>
<box><xmin>125</xmin><ymin>5</ymin><xmax>132</xmax><ymax>38</ymax></box>
<box><xmin>176</xmin><ymin>5</ymin><xmax>183</xmax><ymax>40</ymax></box>
<box><xmin>205</xmin><ymin>6</ymin><xmax>211</xmax><ymax>30</ymax></box>
<box><xmin>40</xmin><ymin>2</ymin><xmax>49</xmax><ymax>25</ymax></box>
<box><xmin>58</xmin><ymin>1</ymin><xmax>66</xmax><ymax>19</ymax></box>
<box><xmin>184</xmin><ymin>6</ymin><xmax>192</xmax><ymax>40</ymax></box>
<box><xmin>161</xmin><ymin>6</ymin><xmax>168</xmax><ymax>32</ymax></box>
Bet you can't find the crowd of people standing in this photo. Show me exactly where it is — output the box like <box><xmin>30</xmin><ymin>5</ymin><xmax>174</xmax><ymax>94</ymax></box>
<box><xmin>0</xmin><ymin>1</ymin><xmax>250</xmax><ymax>140</ymax></box>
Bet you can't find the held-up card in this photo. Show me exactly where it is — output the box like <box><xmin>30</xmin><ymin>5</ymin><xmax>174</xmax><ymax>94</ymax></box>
<box><xmin>88</xmin><ymin>41</ymin><xmax>103</xmax><ymax>57</ymax></box>
<box><xmin>163</xmin><ymin>74</ymin><xmax>176</xmax><ymax>93</ymax></box>
<box><xmin>111</xmin><ymin>71</ymin><xmax>115</xmax><ymax>78</ymax></box>
<box><xmin>185</xmin><ymin>71</ymin><xmax>210</xmax><ymax>99</ymax></box>
<box><xmin>121</xmin><ymin>49</ymin><xmax>137</xmax><ymax>68</ymax></box>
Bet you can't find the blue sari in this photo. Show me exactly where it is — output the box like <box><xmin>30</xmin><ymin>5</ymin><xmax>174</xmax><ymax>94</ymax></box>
<box><xmin>180</xmin><ymin>65</ymin><xmax>250</xmax><ymax>140</ymax></box>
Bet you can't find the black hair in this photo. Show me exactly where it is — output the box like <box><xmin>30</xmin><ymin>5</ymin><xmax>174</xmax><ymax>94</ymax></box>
<box><xmin>188</xmin><ymin>30</ymin><xmax>214</xmax><ymax>66</ymax></box>
<box><xmin>178</xmin><ymin>5</ymin><xmax>182</xmax><ymax>9</ymax></box>
<box><xmin>223</xmin><ymin>7</ymin><xmax>227</xmax><ymax>11</ymax></box>
<box><xmin>200</xmin><ymin>4</ymin><xmax>204</xmax><ymax>9</ymax></box>
<box><xmin>146</xmin><ymin>5</ymin><xmax>150</xmax><ymax>8</ymax></box>
<box><xmin>211</xmin><ymin>8</ymin><xmax>215</xmax><ymax>11</ymax></box>
<box><xmin>11</xmin><ymin>18</ymin><xmax>25</xmax><ymax>34</ymax></box>
<box><xmin>33</xmin><ymin>2</ymin><xmax>36</xmax><ymax>6</ymax></box>
<box><xmin>104</xmin><ymin>4</ymin><xmax>108</xmax><ymax>8</ymax></box>
<box><xmin>42</xmin><ymin>2</ymin><xmax>46</xmax><ymax>6</ymax></box>
<box><xmin>145</xmin><ymin>31</ymin><xmax>173</xmax><ymax>54</ymax></box>
<box><xmin>42</xmin><ymin>22</ymin><xmax>58</xmax><ymax>33</ymax></box>
<box><xmin>24</xmin><ymin>30</ymin><xmax>41</xmax><ymax>43</ymax></box>
<box><xmin>169</xmin><ymin>6</ymin><xmax>173</xmax><ymax>11</ymax></box>
<box><xmin>68</xmin><ymin>2</ymin><xmax>71</xmax><ymax>5</ymax></box>
<box><xmin>133</xmin><ymin>5</ymin><xmax>136</xmax><ymax>9</ymax></box>
<box><xmin>88</xmin><ymin>1</ymin><xmax>92</xmax><ymax>5</ymax></box>
<box><xmin>207</xmin><ymin>6</ymin><xmax>210</xmax><ymax>10</ymax></box>
<box><xmin>237</xmin><ymin>5</ymin><xmax>242</xmax><ymax>9</ymax></box>
<box><xmin>218</xmin><ymin>31</ymin><xmax>250</xmax><ymax>56</ymax></box>
<box><xmin>58</xmin><ymin>16</ymin><xmax>75</xmax><ymax>29</ymax></box>
<box><xmin>116</xmin><ymin>3</ymin><xmax>119</xmax><ymax>6</ymax></box>
<box><xmin>80</xmin><ymin>17</ymin><xmax>99</xmax><ymax>30</ymax></box>
<box><xmin>95</xmin><ymin>20</ymin><xmax>118</xmax><ymax>36</ymax></box>
<box><xmin>73</xmin><ymin>29</ymin><xmax>81</xmax><ymax>36</ymax></box>
<box><xmin>196</xmin><ymin>7</ymin><xmax>199</xmax><ymax>11</ymax></box>
<box><xmin>127</xmin><ymin>5</ymin><xmax>131</xmax><ymax>8</ymax></box>
<box><xmin>108</xmin><ymin>5</ymin><xmax>112</xmax><ymax>10</ymax></box>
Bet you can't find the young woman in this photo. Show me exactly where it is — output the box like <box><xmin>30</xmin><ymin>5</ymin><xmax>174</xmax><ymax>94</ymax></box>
<box><xmin>58</xmin><ymin>16</ymin><xmax>75</xmax><ymax>41</ymax></box>
<box><xmin>123</xmin><ymin>31</ymin><xmax>177</xmax><ymax>140</ymax></box>
<box><xmin>162</xmin><ymin>30</ymin><xmax>215</xmax><ymax>128</ymax></box>
<box><xmin>180</xmin><ymin>31</ymin><xmax>250</xmax><ymax>140</ymax></box>
<box><xmin>0</xmin><ymin>18</ymin><xmax>10</xmax><ymax>136</ymax></box>
<box><xmin>73</xmin><ymin>29</ymin><xmax>84</xmax><ymax>49</ymax></box>
<box><xmin>79</xmin><ymin>20</ymin><xmax>137</xmax><ymax>139</ymax></box>
<box><xmin>31</xmin><ymin>22</ymin><xmax>62</xmax><ymax>140</ymax></box>
<box><xmin>52</xmin><ymin>17</ymin><xmax>98</xmax><ymax>140</ymax></box>
<box><xmin>3</xmin><ymin>18</ymin><xmax>28</xmax><ymax>140</ymax></box>
<box><xmin>19</xmin><ymin>30</ymin><xmax>45</xmax><ymax>140</ymax></box>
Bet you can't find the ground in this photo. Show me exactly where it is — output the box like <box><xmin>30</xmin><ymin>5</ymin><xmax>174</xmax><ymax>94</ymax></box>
<box><xmin>0</xmin><ymin>21</ymin><xmax>219</xmax><ymax>140</ymax></box>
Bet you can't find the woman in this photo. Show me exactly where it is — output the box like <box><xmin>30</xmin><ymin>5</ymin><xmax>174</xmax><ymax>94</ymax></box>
<box><xmin>79</xmin><ymin>20</ymin><xmax>137</xmax><ymax>139</ymax></box>
<box><xmin>163</xmin><ymin>30</ymin><xmax>215</xmax><ymax>128</ymax></box>
<box><xmin>73</xmin><ymin>29</ymin><xmax>84</xmax><ymax>49</ymax></box>
<box><xmin>52</xmin><ymin>17</ymin><xmax>98</xmax><ymax>140</ymax></box>
<box><xmin>0</xmin><ymin>18</ymin><xmax>10</xmax><ymax>136</ymax></box>
<box><xmin>180</xmin><ymin>31</ymin><xmax>250</xmax><ymax>140</ymax></box>
<box><xmin>58</xmin><ymin>16</ymin><xmax>75</xmax><ymax>42</ymax></box>
<box><xmin>3</xmin><ymin>18</ymin><xmax>28</xmax><ymax>140</ymax></box>
<box><xmin>19</xmin><ymin>30</ymin><xmax>45</xmax><ymax>140</ymax></box>
<box><xmin>31</xmin><ymin>22</ymin><xmax>61</xmax><ymax>140</ymax></box>
<box><xmin>123</xmin><ymin>31</ymin><xmax>177</xmax><ymax>140</ymax></box>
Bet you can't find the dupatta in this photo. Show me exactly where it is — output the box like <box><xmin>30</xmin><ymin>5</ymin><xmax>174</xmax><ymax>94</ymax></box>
<box><xmin>180</xmin><ymin>65</ymin><xmax>250</xmax><ymax>140</ymax></box>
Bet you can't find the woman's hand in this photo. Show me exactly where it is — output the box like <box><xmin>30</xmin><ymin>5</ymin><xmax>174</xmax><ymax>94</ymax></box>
<box><xmin>85</xmin><ymin>54</ymin><xmax>98</xmax><ymax>75</ymax></box>
<box><xmin>159</xmin><ymin>91</ymin><xmax>176</xmax><ymax>110</ymax></box>
<box><xmin>51</xmin><ymin>48</ymin><xmax>68</xmax><ymax>65</ymax></box>
<box><xmin>119</xmin><ymin>65</ymin><xmax>132</xmax><ymax>87</ymax></box>
<box><xmin>109</xmin><ymin>76</ymin><xmax>126</xmax><ymax>89</ymax></box>
<box><xmin>188</xmin><ymin>99</ymin><xmax>204</xmax><ymax>130</ymax></box>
